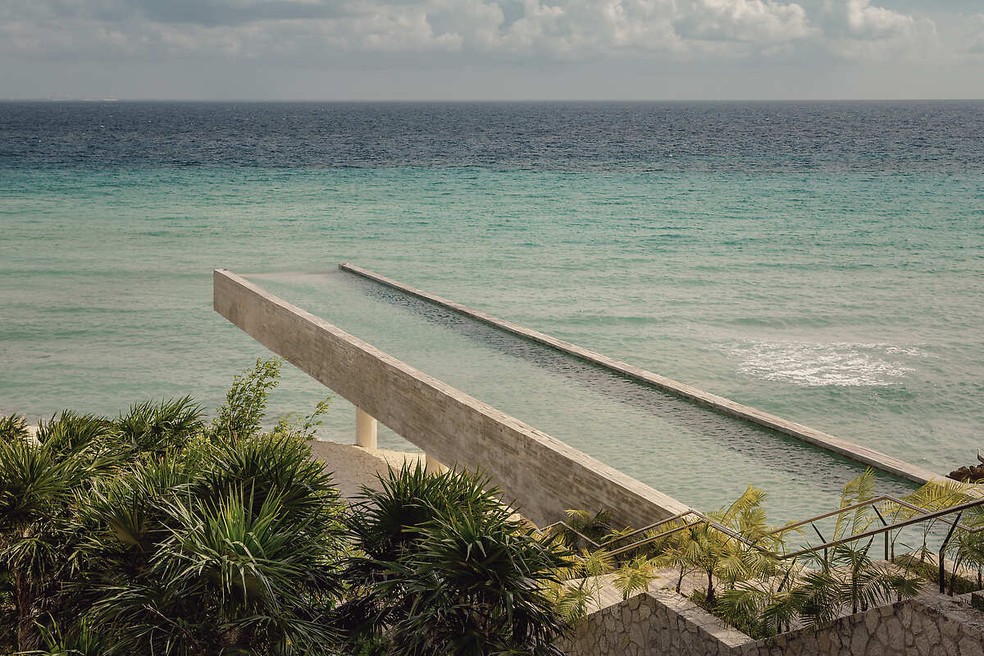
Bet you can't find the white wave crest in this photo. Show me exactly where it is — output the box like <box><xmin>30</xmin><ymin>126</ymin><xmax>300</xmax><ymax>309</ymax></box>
<box><xmin>729</xmin><ymin>341</ymin><xmax>925</xmax><ymax>387</ymax></box>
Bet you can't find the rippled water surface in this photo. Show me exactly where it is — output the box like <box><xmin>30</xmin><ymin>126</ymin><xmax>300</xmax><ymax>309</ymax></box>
<box><xmin>2</xmin><ymin>101</ymin><xmax>982</xmax><ymax>521</ymax></box>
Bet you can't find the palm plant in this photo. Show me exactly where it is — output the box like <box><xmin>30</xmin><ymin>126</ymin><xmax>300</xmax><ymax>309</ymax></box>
<box><xmin>196</xmin><ymin>430</ymin><xmax>341</xmax><ymax>523</ymax></box>
<box><xmin>549</xmin><ymin>509</ymin><xmax>616</xmax><ymax>553</ymax></box>
<box><xmin>0</xmin><ymin>358</ymin><xmax>350</xmax><ymax>655</ymax></box>
<box><xmin>341</xmin><ymin>463</ymin><xmax>572</xmax><ymax>655</ymax></box>
<box><xmin>75</xmin><ymin>360</ymin><xmax>347</xmax><ymax>656</ymax></box>
<box><xmin>719</xmin><ymin>559</ymin><xmax>804</xmax><ymax>638</ymax></box>
<box><xmin>110</xmin><ymin>485</ymin><xmax>343</xmax><ymax>655</ymax></box>
<box><xmin>25</xmin><ymin>617</ymin><xmax>106</xmax><ymax>656</ymax></box>
<box><xmin>681</xmin><ymin>485</ymin><xmax>780</xmax><ymax>608</ymax></box>
<box><xmin>797</xmin><ymin>539</ymin><xmax>921</xmax><ymax>623</ymax></box>
<box><xmin>612</xmin><ymin>554</ymin><xmax>657</xmax><ymax>600</ymax></box>
<box><xmin>891</xmin><ymin>478</ymin><xmax>974</xmax><ymax>568</ymax></box>
<box><xmin>115</xmin><ymin>397</ymin><xmax>204</xmax><ymax>458</ymax></box>
<box><xmin>0</xmin><ymin>411</ymin><xmax>121</xmax><ymax>652</ymax></box>
<box><xmin>790</xmin><ymin>470</ymin><xmax>922</xmax><ymax>625</ymax></box>
<box><xmin>945</xmin><ymin>505</ymin><xmax>984</xmax><ymax>593</ymax></box>
<box><xmin>639</xmin><ymin>518</ymin><xmax>697</xmax><ymax>594</ymax></box>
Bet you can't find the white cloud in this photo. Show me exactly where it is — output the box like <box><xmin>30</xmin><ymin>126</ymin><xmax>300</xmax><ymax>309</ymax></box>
<box><xmin>682</xmin><ymin>0</ymin><xmax>813</xmax><ymax>43</ymax></box>
<box><xmin>961</xmin><ymin>13</ymin><xmax>984</xmax><ymax>57</ymax></box>
<box><xmin>0</xmin><ymin>0</ymin><xmax>969</xmax><ymax>71</ymax></box>
<box><xmin>818</xmin><ymin>0</ymin><xmax>939</xmax><ymax>61</ymax></box>
<box><xmin>844</xmin><ymin>0</ymin><xmax>912</xmax><ymax>37</ymax></box>
<box><xmin>429</xmin><ymin>0</ymin><xmax>815</xmax><ymax>59</ymax></box>
<box><xmin>0</xmin><ymin>0</ymin><xmax>818</xmax><ymax>61</ymax></box>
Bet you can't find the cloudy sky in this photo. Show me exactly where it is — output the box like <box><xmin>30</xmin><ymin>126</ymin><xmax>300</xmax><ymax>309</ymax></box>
<box><xmin>2</xmin><ymin>0</ymin><xmax>982</xmax><ymax>100</ymax></box>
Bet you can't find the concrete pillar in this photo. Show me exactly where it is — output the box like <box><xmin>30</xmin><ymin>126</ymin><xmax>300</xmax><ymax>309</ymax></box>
<box><xmin>425</xmin><ymin>454</ymin><xmax>446</xmax><ymax>475</ymax></box>
<box><xmin>355</xmin><ymin>407</ymin><xmax>377</xmax><ymax>451</ymax></box>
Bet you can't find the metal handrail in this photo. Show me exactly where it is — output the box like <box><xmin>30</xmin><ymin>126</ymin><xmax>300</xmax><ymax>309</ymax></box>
<box><xmin>765</xmin><ymin>495</ymin><xmax>962</xmax><ymax>538</ymax></box>
<box><xmin>538</xmin><ymin>492</ymin><xmax>984</xmax><ymax>591</ymax></box>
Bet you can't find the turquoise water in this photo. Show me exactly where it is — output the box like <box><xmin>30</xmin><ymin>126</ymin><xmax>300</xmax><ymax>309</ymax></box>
<box><xmin>249</xmin><ymin>269</ymin><xmax>923</xmax><ymax>520</ymax></box>
<box><xmin>2</xmin><ymin>163</ymin><xmax>981</xmax><ymax>517</ymax></box>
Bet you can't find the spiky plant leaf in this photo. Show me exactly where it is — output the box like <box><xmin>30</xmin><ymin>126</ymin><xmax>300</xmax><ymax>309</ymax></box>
<box><xmin>115</xmin><ymin>397</ymin><xmax>203</xmax><ymax>457</ymax></box>
<box><xmin>0</xmin><ymin>414</ymin><xmax>30</xmax><ymax>443</ymax></box>
<box><xmin>613</xmin><ymin>555</ymin><xmax>656</xmax><ymax>600</ymax></box>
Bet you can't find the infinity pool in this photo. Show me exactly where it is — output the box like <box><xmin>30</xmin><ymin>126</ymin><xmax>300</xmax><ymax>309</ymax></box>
<box><xmin>245</xmin><ymin>268</ymin><xmax>921</xmax><ymax>528</ymax></box>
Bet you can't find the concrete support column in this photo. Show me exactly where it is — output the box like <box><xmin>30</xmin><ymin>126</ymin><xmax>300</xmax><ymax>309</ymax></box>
<box><xmin>355</xmin><ymin>407</ymin><xmax>377</xmax><ymax>451</ymax></box>
<box><xmin>425</xmin><ymin>454</ymin><xmax>446</xmax><ymax>475</ymax></box>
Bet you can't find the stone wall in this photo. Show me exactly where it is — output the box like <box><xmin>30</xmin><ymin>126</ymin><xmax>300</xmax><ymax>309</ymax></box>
<box><xmin>563</xmin><ymin>587</ymin><xmax>984</xmax><ymax>656</ymax></box>
<box><xmin>213</xmin><ymin>269</ymin><xmax>690</xmax><ymax>529</ymax></box>
<box><xmin>562</xmin><ymin>590</ymin><xmax>752</xmax><ymax>656</ymax></box>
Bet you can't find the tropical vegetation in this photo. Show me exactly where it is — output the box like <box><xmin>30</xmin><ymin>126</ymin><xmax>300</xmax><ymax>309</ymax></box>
<box><xmin>552</xmin><ymin>470</ymin><xmax>984</xmax><ymax>640</ymax></box>
<box><xmin>0</xmin><ymin>359</ymin><xmax>573</xmax><ymax>655</ymax></box>
<box><xmin>3</xmin><ymin>357</ymin><xmax>983</xmax><ymax>653</ymax></box>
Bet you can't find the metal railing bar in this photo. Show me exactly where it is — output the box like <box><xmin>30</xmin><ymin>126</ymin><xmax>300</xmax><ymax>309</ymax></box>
<box><xmin>939</xmin><ymin>511</ymin><xmax>963</xmax><ymax>594</ymax></box>
<box><xmin>779</xmin><ymin>498</ymin><xmax>984</xmax><ymax>560</ymax></box>
<box><xmin>537</xmin><ymin>494</ymin><xmax>984</xmax><ymax>582</ymax></box>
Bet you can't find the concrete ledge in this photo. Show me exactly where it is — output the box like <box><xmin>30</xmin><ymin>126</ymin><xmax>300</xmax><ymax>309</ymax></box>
<box><xmin>214</xmin><ymin>268</ymin><xmax>691</xmax><ymax>528</ymax></box>
<box><xmin>339</xmin><ymin>262</ymin><xmax>945</xmax><ymax>487</ymax></box>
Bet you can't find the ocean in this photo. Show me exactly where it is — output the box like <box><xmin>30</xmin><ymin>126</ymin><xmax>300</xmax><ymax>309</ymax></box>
<box><xmin>1</xmin><ymin>101</ymin><xmax>982</xmax><ymax>520</ymax></box>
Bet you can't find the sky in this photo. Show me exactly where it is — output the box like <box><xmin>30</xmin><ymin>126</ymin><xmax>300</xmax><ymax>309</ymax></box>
<box><xmin>1</xmin><ymin>0</ymin><xmax>982</xmax><ymax>101</ymax></box>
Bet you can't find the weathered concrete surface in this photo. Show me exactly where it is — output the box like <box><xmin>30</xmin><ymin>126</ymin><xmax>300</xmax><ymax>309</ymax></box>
<box><xmin>355</xmin><ymin>407</ymin><xmax>377</xmax><ymax>450</ymax></box>
<box><xmin>214</xmin><ymin>269</ymin><xmax>691</xmax><ymax>528</ymax></box>
<box><xmin>339</xmin><ymin>262</ymin><xmax>946</xmax><ymax>487</ymax></box>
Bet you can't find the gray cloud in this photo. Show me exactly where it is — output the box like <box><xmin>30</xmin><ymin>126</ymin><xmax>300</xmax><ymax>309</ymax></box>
<box><xmin>961</xmin><ymin>13</ymin><xmax>984</xmax><ymax>56</ymax></box>
<box><xmin>130</xmin><ymin>0</ymin><xmax>351</xmax><ymax>27</ymax></box>
<box><xmin>0</xmin><ymin>0</ymin><xmax>978</xmax><ymax>99</ymax></box>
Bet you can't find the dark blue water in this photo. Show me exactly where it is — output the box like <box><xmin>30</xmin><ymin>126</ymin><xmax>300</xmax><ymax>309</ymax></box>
<box><xmin>3</xmin><ymin>101</ymin><xmax>982</xmax><ymax>172</ymax></box>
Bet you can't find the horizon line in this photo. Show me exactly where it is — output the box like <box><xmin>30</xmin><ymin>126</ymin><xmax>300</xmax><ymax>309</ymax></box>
<box><xmin>3</xmin><ymin>97</ymin><xmax>983</xmax><ymax>104</ymax></box>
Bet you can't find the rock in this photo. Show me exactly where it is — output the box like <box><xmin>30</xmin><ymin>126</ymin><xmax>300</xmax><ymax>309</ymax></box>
<box><xmin>947</xmin><ymin>464</ymin><xmax>984</xmax><ymax>483</ymax></box>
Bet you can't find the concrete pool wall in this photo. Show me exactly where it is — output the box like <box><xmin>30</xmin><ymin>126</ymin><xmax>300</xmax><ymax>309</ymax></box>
<box><xmin>338</xmin><ymin>262</ymin><xmax>945</xmax><ymax>487</ymax></box>
<box><xmin>213</xmin><ymin>268</ymin><xmax>690</xmax><ymax>528</ymax></box>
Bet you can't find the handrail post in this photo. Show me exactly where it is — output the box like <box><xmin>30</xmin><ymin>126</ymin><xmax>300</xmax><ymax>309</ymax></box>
<box><xmin>812</xmin><ymin>525</ymin><xmax>828</xmax><ymax>564</ymax></box>
<box><xmin>939</xmin><ymin>511</ymin><xmax>963</xmax><ymax>594</ymax></box>
<box><xmin>873</xmin><ymin>506</ymin><xmax>890</xmax><ymax>561</ymax></box>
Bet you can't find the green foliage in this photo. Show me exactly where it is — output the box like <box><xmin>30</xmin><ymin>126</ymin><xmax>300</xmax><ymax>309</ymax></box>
<box><xmin>1</xmin><ymin>359</ymin><xmax>577</xmax><ymax>655</ymax></box>
<box><xmin>891</xmin><ymin>477</ymin><xmax>975</xmax><ymax>565</ymax></box>
<box><xmin>613</xmin><ymin>555</ymin><xmax>656</xmax><ymax>600</ymax></box>
<box><xmin>0</xmin><ymin>414</ymin><xmax>30</xmax><ymax>442</ymax></box>
<box><xmin>115</xmin><ymin>397</ymin><xmax>204</xmax><ymax>458</ymax></box>
<box><xmin>197</xmin><ymin>431</ymin><xmax>341</xmax><ymax>524</ymax></box>
<box><xmin>18</xmin><ymin>355</ymin><xmax>978</xmax><ymax>652</ymax></box>
<box><xmin>798</xmin><ymin>540</ymin><xmax>922</xmax><ymax>622</ymax></box>
<box><xmin>211</xmin><ymin>358</ymin><xmax>282</xmax><ymax>443</ymax></box>
<box><xmin>682</xmin><ymin>485</ymin><xmax>782</xmax><ymax>607</ymax></box>
<box><xmin>833</xmin><ymin>468</ymin><xmax>878</xmax><ymax>539</ymax></box>
<box><xmin>77</xmin><ymin>360</ymin><xmax>346</xmax><ymax>656</ymax></box>
<box><xmin>25</xmin><ymin>617</ymin><xmax>106</xmax><ymax>656</ymax></box>
<box><xmin>559</xmin><ymin>470</ymin><xmax>953</xmax><ymax>640</ymax></box>
<box><xmin>0</xmin><ymin>358</ymin><xmax>348</xmax><ymax>655</ymax></box>
<box><xmin>717</xmin><ymin>563</ymin><xmax>803</xmax><ymax>639</ymax></box>
<box><xmin>341</xmin><ymin>463</ymin><xmax>571</xmax><ymax>655</ymax></box>
<box><xmin>0</xmin><ymin>411</ymin><xmax>118</xmax><ymax>652</ymax></box>
<box><xmin>549</xmin><ymin>509</ymin><xmax>616</xmax><ymax>552</ymax></box>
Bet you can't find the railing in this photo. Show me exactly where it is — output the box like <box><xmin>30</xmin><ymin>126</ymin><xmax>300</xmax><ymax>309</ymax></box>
<box><xmin>537</xmin><ymin>494</ymin><xmax>984</xmax><ymax>593</ymax></box>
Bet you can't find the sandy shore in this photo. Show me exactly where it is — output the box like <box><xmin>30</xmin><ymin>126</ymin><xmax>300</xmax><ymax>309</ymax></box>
<box><xmin>309</xmin><ymin>439</ymin><xmax>423</xmax><ymax>501</ymax></box>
